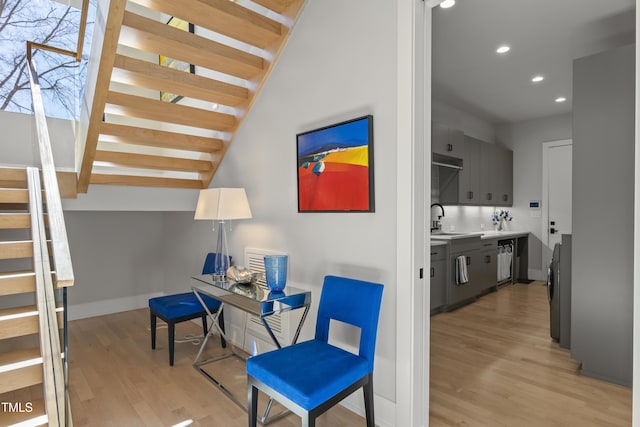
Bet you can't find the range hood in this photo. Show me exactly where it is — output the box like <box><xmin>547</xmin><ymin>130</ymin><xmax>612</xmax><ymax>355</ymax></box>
<box><xmin>432</xmin><ymin>153</ymin><xmax>463</xmax><ymax>170</ymax></box>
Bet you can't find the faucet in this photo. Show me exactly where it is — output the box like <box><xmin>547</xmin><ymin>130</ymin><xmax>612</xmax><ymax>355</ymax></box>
<box><xmin>430</xmin><ymin>203</ymin><xmax>445</xmax><ymax>231</ymax></box>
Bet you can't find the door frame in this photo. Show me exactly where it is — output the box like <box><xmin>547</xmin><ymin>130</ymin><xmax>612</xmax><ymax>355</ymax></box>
<box><xmin>541</xmin><ymin>139</ymin><xmax>572</xmax><ymax>253</ymax></box>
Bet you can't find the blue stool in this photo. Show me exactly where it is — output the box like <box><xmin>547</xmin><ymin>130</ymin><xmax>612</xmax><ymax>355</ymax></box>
<box><xmin>149</xmin><ymin>292</ymin><xmax>226</xmax><ymax>366</ymax></box>
<box><xmin>149</xmin><ymin>253</ymin><xmax>228</xmax><ymax>366</ymax></box>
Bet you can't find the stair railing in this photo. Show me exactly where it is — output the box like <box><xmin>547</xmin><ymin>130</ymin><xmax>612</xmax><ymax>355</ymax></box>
<box><xmin>27</xmin><ymin>167</ymin><xmax>67</xmax><ymax>427</ymax></box>
<box><xmin>24</xmin><ymin>1</ymin><xmax>88</xmax><ymax>424</ymax></box>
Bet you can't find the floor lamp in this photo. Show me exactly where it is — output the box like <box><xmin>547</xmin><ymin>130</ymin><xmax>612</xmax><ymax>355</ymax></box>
<box><xmin>194</xmin><ymin>188</ymin><xmax>252</xmax><ymax>279</ymax></box>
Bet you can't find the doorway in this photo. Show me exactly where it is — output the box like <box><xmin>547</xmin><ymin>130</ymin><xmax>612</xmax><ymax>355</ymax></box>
<box><xmin>542</xmin><ymin>140</ymin><xmax>572</xmax><ymax>264</ymax></box>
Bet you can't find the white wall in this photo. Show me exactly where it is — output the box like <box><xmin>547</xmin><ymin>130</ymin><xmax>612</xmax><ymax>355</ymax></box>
<box><xmin>495</xmin><ymin>113</ymin><xmax>572</xmax><ymax>278</ymax></box>
<box><xmin>432</xmin><ymin>98</ymin><xmax>496</xmax><ymax>143</ymax></box>
<box><xmin>158</xmin><ymin>0</ymin><xmax>398</xmax><ymax>421</ymax></box>
<box><xmin>0</xmin><ymin>110</ymin><xmax>75</xmax><ymax>170</ymax></box>
<box><xmin>64</xmin><ymin>211</ymin><xmax>166</xmax><ymax>319</ymax></box>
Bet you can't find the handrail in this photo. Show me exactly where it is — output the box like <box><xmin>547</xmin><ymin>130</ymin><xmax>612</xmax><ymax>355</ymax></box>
<box><xmin>27</xmin><ymin>59</ymin><xmax>75</xmax><ymax>288</ymax></box>
<box><xmin>27</xmin><ymin>168</ymin><xmax>67</xmax><ymax>427</ymax></box>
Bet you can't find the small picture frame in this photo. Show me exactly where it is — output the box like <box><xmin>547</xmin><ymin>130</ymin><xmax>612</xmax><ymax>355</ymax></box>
<box><xmin>159</xmin><ymin>17</ymin><xmax>195</xmax><ymax>103</ymax></box>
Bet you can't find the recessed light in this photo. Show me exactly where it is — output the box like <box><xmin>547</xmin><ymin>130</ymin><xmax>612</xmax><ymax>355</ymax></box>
<box><xmin>496</xmin><ymin>45</ymin><xmax>510</xmax><ymax>54</ymax></box>
<box><xmin>555</xmin><ymin>97</ymin><xmax>567</xmax><ymax>103</ymax></box>
<box><xmin>440</xmin><ymin>0</ymin><xmax>455</xmax><ymax>8</ymax></box>
<box><xmin>531</xmin><ymin>75</ymin><xmax>544</xmax><ymax>83</ymax></box>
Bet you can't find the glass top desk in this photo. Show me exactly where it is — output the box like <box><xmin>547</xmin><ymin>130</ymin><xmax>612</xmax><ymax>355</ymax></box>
<box><xmin>191</xmin><ymin>275</ymin><xmax>311</xmax><ymax>424</ymax></box>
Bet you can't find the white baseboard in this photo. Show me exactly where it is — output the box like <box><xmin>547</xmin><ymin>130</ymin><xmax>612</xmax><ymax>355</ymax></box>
<box><xmin>67</xmin><ymin>292</ymin><xmax>165</xmax><ymax>321</ymax></box>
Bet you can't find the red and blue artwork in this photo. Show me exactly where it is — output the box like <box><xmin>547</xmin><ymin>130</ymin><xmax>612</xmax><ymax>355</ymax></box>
<box><xmin>297</xmin><ymin>115</ymin><xmax>374</xmax><ymax>212</ymax></box>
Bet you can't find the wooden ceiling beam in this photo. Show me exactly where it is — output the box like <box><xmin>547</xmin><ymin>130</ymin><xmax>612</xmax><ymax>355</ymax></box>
<box><xmin>120</xmin><ymin>11</ymin><xmax>264</xmax><ymax>80</ymax></box>
<box><xmin>94</xmin><ymin>150</ymin><xmax>213</xmax><ymax>173</ymax></box>
<box><xmin>112</xmin><ymin>55</ymin><xmax>249</xmax><ymax>107</ymax></box>
<box><xmin>99</xmin><ymin>123</ymin><xmax>224</xmax><ymax>153</ymax></box>
<box><xmin>128</xmin><ymin>0</ymin><xmax>283</xmax><ymax>49</ymax></box>
<box><xmin>90</xmin><ymin>174</ymin><xmax>205</xmax><ymax>189</ymax></box>
<box><xmin>105</xmin><ymin>91</ymin><xmax>237</xmax><ymax>131</ymax></box>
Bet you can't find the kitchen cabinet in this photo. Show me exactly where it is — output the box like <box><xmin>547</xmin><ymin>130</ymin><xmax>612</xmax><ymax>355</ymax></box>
<box><xmin>432</xmin><ymin>121</ymin><xmax>464</xmax><ymax>159</ymax></box>
<box><xmin>478</xmin><ymin>239</ymin><xmax>498</xmax><ymax>291</ymax></box>
<box><xmin>480</xmin><ymin>143</ymin><xmax>513</xmax><ymax>206</ymax></box>
<box><xmin>447</xmin><ymin>237</ymin><xmax>483</xmax><ymax>305</ymax></box>
<box><xmin>430</xmin><ymin>245</ymin><xmax>446</xmax><ymax>312</ymax></box>
<box><xmin>437</xmin><ymin>134</ymin><xmax>512</xmax><ymax>207</ymax></box>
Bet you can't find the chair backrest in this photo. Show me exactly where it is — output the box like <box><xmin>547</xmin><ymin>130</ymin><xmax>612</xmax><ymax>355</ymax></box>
<box><xmin>202</xmin><ymin>253</ymin><xmax>232</xmax><ymax>275</ymax></box>
<box><xmin>315</xmin><ymin>275</ymin><xmax>384</xmax><ymax>371</ymax></box>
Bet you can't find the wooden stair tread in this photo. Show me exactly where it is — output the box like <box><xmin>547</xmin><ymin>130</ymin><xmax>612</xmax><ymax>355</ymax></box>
<box><xmin>0</xmin><ymin>347</ymin><xmax>41</xmax><ymax>368</ymax></box>
<box><xmin>95</xmin><ymin>150</ymin><xmax>213</xmax><ymax>173</ymax></box>
<box><xmin>0</xmin><ymin>167</ymin><xmax>27</xmax><ymax>182</ymax></box>
<box><xmin>0</xmin><ymin>271</ymin><xmax>36</xmax><ymax>297</ymax></box>
<box><xmin>0</xmin><ymin>241</ymin><xmax>34</xmax><ymax>260</ymax></box>
<box><xmin>0</xmin><ymin>397</ymin><xmax>45</xmax><ymax>426</ymax></box>
<box><xmin>90</xmin><ymin>174</ymin><xmax>205</xmax><ymax>189</ymax></box>
<box><xmin>0</xmin><ymin>213</ymin><xmax>31</xmax><ymax>229</ymax></box>
<box><xmin>105</xmin><ymin>91</ymin><xmax>238</xmax><ymax>131</ymax></box>
<box><xmin>112</xmin><ymin>54</ymin><xmax>249</xmax><ymax>107</ymax></box>
<box><xmin>120</xmin><ymin>11</ymin><xmax>265</xmax><ymax>80</ymax></box>
<box><xmin>0</xmin><ymin>189</ymin><xmax>29</xmax><ymax>204</ymax></box>
<box><xmin>99</xmin><ymin>123</ymin><xmax>224</xmax><ymax>153</ymax></box>
<box><xmin>251</xmin><ymin>0</ymin><xmax>298</xmax><ymax>13</ymax></box>
<box><xmin>128</xmin><ymin>0</ymin><xmax>283</xmax><ymax>49</ymax></box>
<box><xmin>0</xmin><ymin>305</ymin><xmax>63</xmax><ymax>340</ymax></box>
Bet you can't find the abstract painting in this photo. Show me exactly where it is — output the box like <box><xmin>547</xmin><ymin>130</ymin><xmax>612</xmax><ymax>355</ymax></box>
<box><xmin>159</xmin><ymin>17</ymin><xmax>195</xmax><ymax>103</ymax></box>
<box><xmin>297</xmin><ymin>115</ymin><xmax>374</xmax><ymax>212</ymax></box>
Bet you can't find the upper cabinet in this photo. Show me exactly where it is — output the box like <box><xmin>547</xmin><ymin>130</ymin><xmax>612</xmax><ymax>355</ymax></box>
<box><xmin>432</xmin><ymin>122</ymin><xmax>464</xmax><ymax>159</ymax></box>
<box><xmin>436</xmin><ymin>127</ymin><xmax>512</xmax><ymax>207</ymax></box>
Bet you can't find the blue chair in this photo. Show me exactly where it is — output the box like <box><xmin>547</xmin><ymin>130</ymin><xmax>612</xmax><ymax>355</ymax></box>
<box><xmin>246</xmin><ymin>275</ymin><xmax>384</xmax><ymax>427</ymax></box>
<box><xmin>149</xmin><ymin>253</ymin><xmax>228</xmax><ymax>366</ymax></box>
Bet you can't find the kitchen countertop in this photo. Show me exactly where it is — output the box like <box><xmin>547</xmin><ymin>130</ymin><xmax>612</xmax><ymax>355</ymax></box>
<box><xmin>430</xmin><ymin>240</ymin><xmax>448</xmax><ymax>247</ymax></box>
<box><xmin>430</xmin><ymin>230</ymin><xmax>529</xmax><ymax>241</ymax></box>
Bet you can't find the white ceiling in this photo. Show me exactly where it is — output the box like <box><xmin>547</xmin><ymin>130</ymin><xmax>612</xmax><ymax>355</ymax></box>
<box><xmin>432</xmin><ymin>0</ymin><xmax>636</xmax><ymax>125</ymax></box>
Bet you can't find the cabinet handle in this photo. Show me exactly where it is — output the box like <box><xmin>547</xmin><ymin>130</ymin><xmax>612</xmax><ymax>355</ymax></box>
<box><xmin>467</xmin><ymin>191</ymin><xmax>473</xmax><ymax>199</ymax></box>
<box><xmin>430</xmin><ymin>267</ymin><xmax>435</xmax><ymax>278</ymax></box>
<box><xmin>483</xmin><ymin>243</ymin><xmax>493</xmax><ymax>247</ymax></box>
<box><xmin>430</xmin><ymin>252</ymin><xmax>438</xmax><ymax>256</ymax></box>
<box><xmin>485</xmin><ymin>255</ymin><xmax>491</xmax><ymax>263</ymax></box>
<box><xmin>487</xmin><ymin>192</ymin><xmax>493</xmax><ymax>201</ymax></box>
<box><xmin>503</xmin><ymin>194</ymin><xmax>509</xmax><ymax>202</ymax></box>
<box><xmin>447</xmin><ymin>143</ymin><xmax>453</xmax><ymax>152</ymax></box>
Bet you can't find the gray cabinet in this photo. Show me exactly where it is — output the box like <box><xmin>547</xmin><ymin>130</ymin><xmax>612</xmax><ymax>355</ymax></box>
<box><xmin>478</xmin><ymin>239</ymin><xmax>497</xmax><ymax>291</ymax></box>
<box><xmin>458</xmin><ymin>137</ymin><xmax>481</xmax><ymax>204</ymax></box>
<box><xmin>430</xmin><ymin>245</ymin><xmax>446</xmax><ymax>311</ymax></box>
<box><xmin>480</xmin><ymin>142</ymin><xmax>513</xmax><ymax>206</ymax></box>
<box><xmin>447</xmin><ymin>237</ymin><xmax>483</xmax><ymax>305</ymax></box>
<box><xmin>432</xmin><ymin>122</ymin><xmax>464</xmax><ymax>159</ymax></box>
<box><xmin>436</xmin><ymin>133</ymin><xmax>513</xmax><ymax>207</ymax></box>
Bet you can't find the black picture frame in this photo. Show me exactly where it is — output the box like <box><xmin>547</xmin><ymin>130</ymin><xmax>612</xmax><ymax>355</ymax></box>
<box><xmin>296</xmin><ymin>115</ymin><xmax>375</xmax><ymax>213</ymax></box>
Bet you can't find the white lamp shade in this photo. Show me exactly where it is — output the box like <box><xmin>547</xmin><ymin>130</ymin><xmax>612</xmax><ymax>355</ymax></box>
<box><xmin>194</xmin><ymin>188</ymin><xmax>252</xmax><ymax>220</ymax></box>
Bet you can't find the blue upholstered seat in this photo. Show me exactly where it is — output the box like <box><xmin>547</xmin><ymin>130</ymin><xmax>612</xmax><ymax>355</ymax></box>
<box><xmin>149</xmin><ymin>292</ymin><xmax>221</xmax><ymax>319</ymax></box>
<box><xmin>149</xmin><ymin>253</ymin><xmax>227</xmax><ymax>366</ymax></box>
<box><xmin>246</xmin><ymin>275</ymin><xmax>384</xmax><ymax>427</ymax></box>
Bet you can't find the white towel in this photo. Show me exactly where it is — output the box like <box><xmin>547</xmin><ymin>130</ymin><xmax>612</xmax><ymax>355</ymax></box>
<box><xmin>455</xmin><ymin>255</ymin><xmax>469</xmax><ymax>285</ymax></box>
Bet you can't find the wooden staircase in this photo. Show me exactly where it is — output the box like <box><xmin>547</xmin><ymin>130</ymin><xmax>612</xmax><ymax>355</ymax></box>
<box><xmin>77</xmin><ymin>0</ymin><xmax>305</xmax><ymax>191</ymax></box>
<box><xmin>0</xmin><ymin>167</ymin><xmax>68</xmax><ymax>426</ymax></box>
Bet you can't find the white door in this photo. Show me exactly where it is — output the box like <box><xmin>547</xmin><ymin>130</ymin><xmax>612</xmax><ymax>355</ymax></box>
<box><xmin>544</xmin><ymin>141</ymin><xmax>572</xmax><ymax>251</ymax></box>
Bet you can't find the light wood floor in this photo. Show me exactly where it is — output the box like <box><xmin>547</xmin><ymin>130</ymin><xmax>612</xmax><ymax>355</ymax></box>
<box><xmin>67</xmin><ymin>309</ymin><xmax>365</xmax><ymax>426</ymax></box>
<box><xmin>430</xmin><ymin>281</ymin><xmax>632</xmax><ymax>426</ymax></box>
<box><xmin>66</xmin><ymin>282</ymin><xmax>632</xmax><ymax>426</ymax></box>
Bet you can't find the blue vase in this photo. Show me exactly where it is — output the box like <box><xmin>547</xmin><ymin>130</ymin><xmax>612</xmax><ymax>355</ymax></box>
<box><xmin>264</xmin><ymin>255</ymin><xmax>287</xmax><ymax>292</ymax></box>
